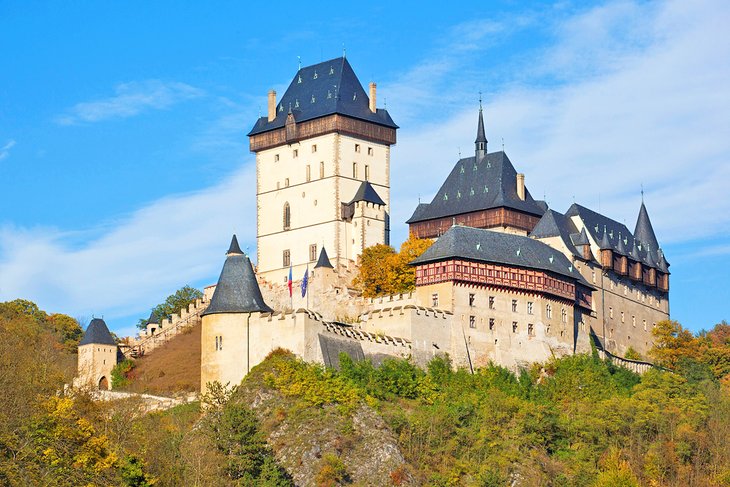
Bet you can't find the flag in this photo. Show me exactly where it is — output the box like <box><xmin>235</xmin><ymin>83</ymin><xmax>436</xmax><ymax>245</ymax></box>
<box><xmin>301</xmin><ymin>266</ymin><xmax>309</xmax><ymax>298</ymax></box>
<box><xmin>287</xmin><ymin>266</ymin><xmax>293</xmax><ymax>297</ymax></box>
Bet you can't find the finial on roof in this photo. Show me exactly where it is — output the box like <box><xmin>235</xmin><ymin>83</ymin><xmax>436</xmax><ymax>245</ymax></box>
<box><xmin>342</xmin><ymin>43</ymin><xmax>346</xmax><ymax>58</ymax></box>
<box><xmin>297</xmin><ymin>55</ymin><xmax>301</xmax><ymax>70</ymax></box>
<box><xmin>479</xmin><ymin>91</ymin><xmax>482</xmax><ymax>110</ymax></box>
<box><xmin>227</xmin><ymin>234</ymin><xmax>244</xmax><ymax>256</ymax></box>
<box><xmin>641</xmin><ymin>183</ymin><xmax>644</xmax><ymax>203</ymax></box>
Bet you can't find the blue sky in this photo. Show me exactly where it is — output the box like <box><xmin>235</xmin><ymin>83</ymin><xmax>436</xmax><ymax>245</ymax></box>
<box><xmin>1</xmin><ymin>1</ymin><xmax>728</xmax><ymax>337</ymax></box>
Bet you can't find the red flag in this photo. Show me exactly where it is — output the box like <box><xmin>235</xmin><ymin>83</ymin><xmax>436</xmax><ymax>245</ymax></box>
<box><xmin>287</xmin><ymin>266</ymin><xmax>293</xmax><ymax>297</ymax></box>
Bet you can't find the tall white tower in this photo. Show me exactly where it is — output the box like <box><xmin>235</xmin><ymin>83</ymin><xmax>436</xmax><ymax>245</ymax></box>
<box><xmin>248</xmin><ymin>57</ymin><xmax>398</xmax><ymax>284</ymax></box>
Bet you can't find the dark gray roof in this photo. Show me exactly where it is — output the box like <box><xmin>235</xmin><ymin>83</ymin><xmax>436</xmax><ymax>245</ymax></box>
<box><xmin>629</xmin><ymin>240</ymin><xmax>641</xmax><ymax>261</ymax></box>
<box><xmin>529</xmin><ymin>209</ymin><xmax>582</xmax><ymax>258</ymax></box>
<box><xmin>572</xmin><ymin>227</ymin><xmax>590</xmax><ymax>246</ymax></box>
<box><xmin>656</xmin><ymin>249</ymin><xmax>670</xmax><ymax>273</ymax></box>
<box><xmin>634</xmin><ymin>202</ymin><xmax>659</xmax><ymax>253</ymax></box>
<box><xmin>475</xmin><ymin>107</ymin><xmax>487</xmax><ymax>145</ymax></box>
<box><xmin>314</xmin><ymin>247</ymin><xmax>334</xmax><ymax>269</ymax></box>
<box><xmin>406</xmin><ymin>151</ymin><xmax>545</xmax><ymax>224</ymax></box>
<box><xmin>248</xmin><ymin>57</ymin><xmax>397</xmax><ymax>137</ymax></box>
<box><xmin>79</xmin><ymin>318</ymin><xmax>116</xmax><ymax>346</ymax></box>
<box><xmin>146</xmin><ymin>311</ymin><xmax>159</xmax><ymax>325</ymax></box>
<box><xmin>202</xmin><ymin>245</ymin><xmax>273</xmax><ymax>316</ymax></box>
<box><xmin>227</xmin><ymin>234</ymin><xmax>243</xmax><ymax>255</ymax></box>
<box><xmin>566</xmin><ymin>203</ymin><xmax>663</xmax><ymax>269</ymax></box>
<box><xmin>348</xmin><ymin>181</ymin><xmax>385</xmax><ymax>206</ymax></box>
<box><xmin>411</xmin><ymin>225</ymin><xmax>589</xmax><ymax>286</ymax></box>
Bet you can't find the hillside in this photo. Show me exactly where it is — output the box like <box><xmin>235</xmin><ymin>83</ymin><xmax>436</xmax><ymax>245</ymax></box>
<box><xmin>124</xmin><ymin>322</ymin><xmax>201</xmax><ymax>394</ymax></box>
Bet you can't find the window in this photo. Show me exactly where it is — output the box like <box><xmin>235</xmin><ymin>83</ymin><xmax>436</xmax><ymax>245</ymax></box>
<box><xmin>215</xmin><ymin>335</ymin><xmax>223</xmax><ymax>351</ymax></box>
<box><xmin>283</xmin><ymin>203</ymin><xmax>291</xmax><ymax>230</ymax></box>
<box><xmin>546</xmin><ymin>304</ymin><xmax>552</xmax><ymax>319</ymax></box>
<box><xmin>274</xmin><ymin>154</ymin><xmax>280</xmax><ymax>162</ymax></box>
<box><xmin>320</xmin><ymin>161</ymin><xmax>325</xmax><ymax>178</ymax></box>
<box><xmin>285</xmin><ymin>178</ymin><xmax>290</xmax><ymax>187</ymax></box>
<box><xmin>561</xmin><ymin>308</ymin><xmax>567</xmax><ymax>323</ymax></box>
<box><xmin>468</xmin><ymin>293</ymin><xmax>475</xmax><ymax>307</ymax></box>
<box><xmin>309</xmin><ymin>244</ymin><xmax>317</xmax><ymax>262</ymax></box>
<box><xmin>352</xmin><ymin>162</ymin><xmax>358</xmax><ymax>178</ymax></box>
<box><xmin>512</xmin><ymin>299</ymin><xmax>518</xmax><ymax>312</ymax></box>
<box><xmin>489</xmin><ymin>318</ymin><xmax>495</xmax><ymax>330</ymax></box>
<box><xmin>527</xmin><ymin>301</ymin><xmax>533</xmax><ymax>315</ymax></box>
<box><xmin>306</xmin><ymin>165</ymin><xmax>311</xmax><ymax>182</ymax></box>
<box><xmin>432</xmin><ymin>293</ymin><xmax>439</xmax><ymax>307</ymax></box>
<box><xmin>632</xmin><ymin>315</ymin><xmax>636</xmax><ymax>327</ymax></box>
<box><xmin>489</xmin><ymin>296</ymin><xmax>495</xmax><ymax>309</ymax></box>
<box><xmin>621</xmin><ymin>311</ymin><xmax>625</xmax><ymax>323</ymax></box>
<box><xmin>469</xmin><ymin>316</ymin><xmax>476</xmax><ymax>329</ymax></box>
<box><xmin>364</xmin><ymin>165</ymin><xmax>370</xmax><ymax>181</ymax></box>
<box><xmin>512</xmin><ymin>322</ymin><xmax>518</xmax><ymax>333</ymax></box>
<box><xmin>528</xmin><ymin>324</ymin><xmax>535</xmax><ymax>337</ymax></box>
<box><xmin>311</xmin><ymin>144</ymin><xmax>317</xmax><ymax>153</ymax></box>
<box><xmin>283</xmin><ymin>249</ymin><xmax>290</xmax><ymax>267</ymax></box>
<box><xmin>643</xmin><ymin>320</ymin><xmax>647</xmax><ymax>331</ymax></box>
<box><xmin>355</xmin><ymin>143</ymin><xmax>361</xmax><ymax>153</ymax></box>
<box><xmin>368</xmin><ymin>147</ymin><xmax>374</xmax><ymax>156</ymax></box>
<box><xmin>293</xmin><ymin>149</ymin><xmax>298</xmax><ymax>158</ymax></box>
<box><xmin>609</xmin><ymin>307</ymin><xmax>613</xmax><ymax>319</ymax></box>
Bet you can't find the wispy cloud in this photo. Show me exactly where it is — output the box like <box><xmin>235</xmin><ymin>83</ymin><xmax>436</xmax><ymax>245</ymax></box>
<box><xmin>0</xmin><ymin>140</ymin><xmax>16</xmax><ymax>160</ymax></box>
<box><xmin>387</xmin><ymin>0</ymin><xmax>730</xmax><ymax>247</ymax></box>
<box><xmin>55</xmin><ymin>80</ymin><xmax>204</xmax><ymax>125</ymax></box>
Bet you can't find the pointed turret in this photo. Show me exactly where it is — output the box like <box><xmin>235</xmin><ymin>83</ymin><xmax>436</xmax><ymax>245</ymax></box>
<box><xmin>573</xmin><ymin>227</ymin><xmax>590</xmax><ymax>247</ymax></box>
<box><xmin>227</xmin><ymin>234</ymin><xmax>244</xmax><ymax>255</ymax></box>
<box><xmin>79</xmin><ymin>318</ymin><xmax>117</xmax><ymax>346</ymax></box>
<box><xmin>475</xmin><ymin>106</ymin><xmax>487</xmax><ymax>161</ymax></box>
<box><xmin>656</xmin><ymin>249</ymin><xmax>670</xmax><ymax>273</ymax></box>
<box><xmin>615</xmin><ymin>235</ymin><xmax>627</xmax><ymax>255</ymax></box>
<box><xmin>634</xmin><ymin>202</ymin><xmax>659</xmax><ymax>252</ymax></box>
<box><xmin>202</xmin><ymin>236</ymin><xmax>273</xmax><ymax>316</ymax></box>
<box><xmin>598</xmin><ymin>227</ymin><xmax>612</xmax><ymax>250</ymax></box>
<box><xmin>629</xmin><ymin>240</ymin><xmax>641</xmax><ymax>261</ymax></box>
<box><xmin>314</xmin><ymin>247</ymin><xmax>334</xmax><ymax>269</ymax></box>
<box><xmin>146</xmin><ymin>311</ymin><xmax>159</xmax><ymax>325</ymax></box>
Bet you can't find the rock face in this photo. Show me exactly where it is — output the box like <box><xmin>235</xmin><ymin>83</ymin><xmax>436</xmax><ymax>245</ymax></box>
<box><xmin>240</xmin><ymin>387</ymin><xmax>413</xmax><ymax>486</ymax></box>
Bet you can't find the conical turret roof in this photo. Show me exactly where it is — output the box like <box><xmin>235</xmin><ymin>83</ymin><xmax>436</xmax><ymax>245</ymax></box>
<box><xmin>79</xmin><ymin>318</ymin><xmax>117</xmax><ymax>346</ymax></box>
<box><xmin>598</xmin><ymin>228</ymin><xmax>612</xmax><ymax>250</ymax></box>
<box><xmin>629</xmin><ymin>240</ymin><xmax>641</xmax><ymax>261</ymax></box>
<box><xmin>656</xmin><ymin>249</ymin><xmax>670</xmax><ymax>273</ymax></box>
<box><xmin>573</xmin><ymin>227</ymin><xmax>590</xmax><ymax>246</ymax></box>
<box><xmin>615</xmin><ymin>235</ymin><xmax>627</xmax><ymax>255</ymax></box>
<box><xmin>314</xmin><ymin>247</ymin><xmax>334</xmax><ymax>269</ymax></box>
<box><xmin>202</xmin><ymin>236</ymin><xmax>273</xmax><ymax>316</ymax></box>
<box><xmin>634</xmin><ymin>202</ymin><xmax>659</xmax><ymax>251</ymax></box>
<box><xmin>146</xmin><ymin>311</ymin><xmax>159</xmax><ymax>325</ymax></box>
<box><xmin>227</xmin><ymin>234</ymin><xmax>243</xmax><ymax>255</ymax></box>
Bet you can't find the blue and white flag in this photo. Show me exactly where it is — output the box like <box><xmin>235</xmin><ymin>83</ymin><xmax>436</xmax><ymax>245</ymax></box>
<box><xmin>301</xmin><ymin>266</ymin><xmax>309</xmax><ymax>298</ymax></box>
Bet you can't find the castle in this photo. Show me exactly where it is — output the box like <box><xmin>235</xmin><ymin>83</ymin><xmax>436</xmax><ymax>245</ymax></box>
<box><xmin>75</xmin><ymin>57</ymin><xmax>670</xmax><ymax>392</ymax></box>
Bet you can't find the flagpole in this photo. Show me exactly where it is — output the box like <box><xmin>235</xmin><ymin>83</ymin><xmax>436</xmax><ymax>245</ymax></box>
<box><xmin>306</xmin><ymin>264</ymin><xmax>310</xmax><ymax>310</ymax></box>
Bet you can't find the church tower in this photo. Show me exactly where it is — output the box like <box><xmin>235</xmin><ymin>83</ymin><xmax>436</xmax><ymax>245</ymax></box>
<box><xmin>248</xmin><ymin>57</ymin><xmax>398</xmax><ymax>284</ymax></box>
<box><xmin>76</xmin><ymin>318</ymin><xmax>118</xmax><ymax>390</ymax></box>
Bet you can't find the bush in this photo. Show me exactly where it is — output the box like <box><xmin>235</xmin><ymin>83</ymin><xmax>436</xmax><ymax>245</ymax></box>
<box><xmin>111</xmin><ymin>359</ymin><xmax>136</xmax><ymax>389</ymax></box>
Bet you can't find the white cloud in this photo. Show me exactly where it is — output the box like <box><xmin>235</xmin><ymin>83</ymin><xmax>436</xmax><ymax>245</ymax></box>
<box><xmin>0</xmin><ymin>163</ymin><xmax>257</xmax><ymax>334</ymax></box>
<box><xmin>387</xmin><ymin>0</ymin><xmax>730</xmax><ymax>247</ymax></box>
<box><xmin>0</xmin><ymin>139</ymin><xmax>16</xmax><ymax>160</ymax></box>
<box><xmin>55</xmin><ymin>80</ymin><xmax>204</xmax><ymax>125</ymax></box>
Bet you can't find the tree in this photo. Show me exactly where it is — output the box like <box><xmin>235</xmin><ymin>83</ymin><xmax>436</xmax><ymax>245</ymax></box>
<box><xmin>354</xmin><ymin>236</ymin><xmax>432</xmax><ymax>298</ymax></box>
<box><xmin>137</xmin><ymin>285</ymin><xmax>203</xmax><ymax>329</ymax></box>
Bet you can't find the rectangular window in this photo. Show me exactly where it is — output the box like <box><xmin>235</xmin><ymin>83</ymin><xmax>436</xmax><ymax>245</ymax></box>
<box><xmin>320</xmin><ymin>161</ymin><xmax>325</xmax><ymax>178</ymax></box>
<box><xmin>355</xmin><ymin>143</ymin><xmax>361</xmax><ymax>153</ymax></box>
<box><xmin>274</xmin><ymin>154</ymin><xmax>280</xmax><ymax>162</ymax></box>
<box><xmin>469</xmin><ymin>316</ymin><xmax>476</xmax><ymax>328</ymax></box>
<box><xmin>632</xmin><ymin>315</ymin><xmax>636</xmax><ymax>327</ymax></box>
<box><xmin>293</xmin><ymin>149</ymin><xmax>298</xmax><ymax>158</ymax></box>
<box><xmin>285</xmin><ymin>178</ymin><xmax>290</xmax><ymax>187</ymax></box>
<box><xmin>489</xmin><ymin>318</ymin><xmax>495</xmax><ymax>330</ymax></box>
<box><xmin>309</xmin><ymin>244</ymin><xmax>317</xmax><ymax>262</ymax></box>
<box><xmin>512</xmin><ymin>322</ymin><xmax>518</xmax><ymax>333</ymax></box>
<box><xmin>468</xmin><ymin>293</ymin><xmax>475</xmax><ymax>307</ymax></box>
<box><xmin>643</xmin><ymin>320</ymin><xmax>647</xmax><ymax>331</ymax></box>
<box><xmin>527</xmin><ymin>301</ymin><xmax>533</xmax><ymax>314</ymax></box>
<box><xmin>621</xmin><ymin>311</ymin><xmax>625</xmax><ymax>323</ymax></box>
<box><xmin>364</xmin><ymin>164</ymin><xmax>370</xmax><ymax>181</ymax></box>
<box><xmin>528</xmin><ymin>324</ymin><xmax>534</xmax><ymax>337</ymax></box>
<box><xmin>432</xmin><ymin>293</ymin><xmax>439</xmax><ymax>307</ymax></box>
<box><xmin>561</xmin><ymin>308</ymin><xmax>567</xmax><ymax>323</ymax></box>
<box><xmin>306</xmin><ymin>165</ymin><xmax>311</xmax><ymax>182</ymax></box>
<box><xmin>489</xmin><ymin>296</ymin><xmax>495</xmax><ymax>309</ymax></box>
<box><xmin>546</xmin><ymin>304</ymin><xmax>552</xmax><ymax>319</ymax></box>
<box><xmin>512</xmin><ymin>299</ymin><xmax>518</xmax><ymax>312</ymax></box>
<box><xmin>311</xmin><ymin>144</ymin><xmax>317</xmax><ymax>153</ymax></box>
<box><xmin>215</xmin><ymin>335</ymin><xmax>223</xmax><ymax>351</ymax></box>
<box><xmin>352</xmin><ymin>162</ymin><xmax>358</xmax><ymax>178</ymax></box>
<box><xmin>368</xmin><ymin>147</ymin><xmax>374</xmax><ymax>156</ymax></box>
<box><xmin>283</xmin><ymin>249</ymin><xmax>290</xmax><ymax>267</ymax></box>
<box><xmin>609</xmin><ymin>307</ymin><xmax>614</xmax><ymax>319</ymax></box>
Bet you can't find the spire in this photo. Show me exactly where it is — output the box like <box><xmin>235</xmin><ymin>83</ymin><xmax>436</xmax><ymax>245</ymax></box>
<box><xmin>314</xmin><ymin>247</ymin><xmax>334</xmax><ymax>269</ymax></box>
<box><xmin>146</xmin><ymin>311</ymin><xmax>159</xmax><ymax>325</ymax></box>
<box><xmin>598</xmin><ymin>227</ymin><xmax>612</xmax><ymax>250</ymax></box>
<box><xmin>79</xmin><ymin>318</ymin><xmax>117</xmax><ymax>346</ymax></box>
<box><xmin>227</xmin><ymin>234</ymin><xmax>244</xmax><ymax>256</ymax></box>
<box><xmin>634</xmin><ymin>202</ymin><xmax>659</xmax><ymax>251</ymax></box>
<box><xmin>475</xmin><ymin>103</ymin><xmax>487</xmax><ymax>161</ymax></box>
<box><xmin>615</xmin><ymin>235</ymin><xmax>627</xmax><ymax>255</ymax></box>
<box><xmin>203</xmin><ymin>239</ymin><xmax>272</xmax><ymax>316</ymax></box>
<box><xmin>629</xmin><ymin>239</ymin><xmax>641</xmax><ymax>261</ymax></box>
<box><xmin>656</xmin><ymin>249</ymin><xmax>670</xmax><ymax>273</ymax></box>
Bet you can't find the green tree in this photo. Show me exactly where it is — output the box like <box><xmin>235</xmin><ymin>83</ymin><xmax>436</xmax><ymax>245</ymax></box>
<box><xmin>138</xmin><ymin>285</ymin><xmax>203</xmax><ymax>329</ymax></box>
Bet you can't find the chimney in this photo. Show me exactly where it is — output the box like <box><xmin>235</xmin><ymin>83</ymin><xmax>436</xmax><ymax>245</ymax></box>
<box><xmin>267</xmin><ymin>90</ymin><xmax>277</xmax><ymax>122</ymax></box>
<box><xmin>516</xmin><ymin>173</ymin><xmax>525</xmax><ymax>200</ymax></box>
<box><xmin>369</xmin><ymin>82</ymin><xmax>377</xmax><ymax>113</ymax></box>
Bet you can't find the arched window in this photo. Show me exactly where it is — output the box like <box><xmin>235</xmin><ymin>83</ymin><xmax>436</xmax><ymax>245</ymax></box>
<box><xmin>283</xmin><ymin>203</ymin><xmax>291</xmax><ymax>230</ymax></box>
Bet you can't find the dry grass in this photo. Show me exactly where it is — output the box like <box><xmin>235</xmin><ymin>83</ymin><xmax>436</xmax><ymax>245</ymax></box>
<box><xmin>125</xmin><ymin>323</ymin><xmax>201</xmax><ymax>395</ymax></box>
